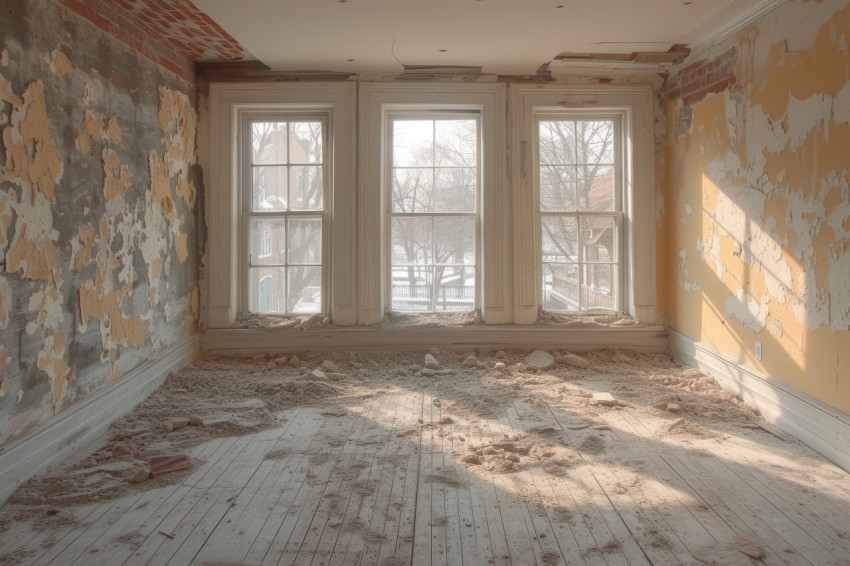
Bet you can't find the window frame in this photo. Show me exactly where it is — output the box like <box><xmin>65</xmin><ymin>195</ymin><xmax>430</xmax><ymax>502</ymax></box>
<box><xmin>384</xmin><ymin>110</ymin><xmax>483</xmax><ymax>314</ymax></box>
<box><xmin>359</xmin><ymin>82</ymin><xmax>508</xmax><ymax>326</ymax></box>
<box><xmin>511</xmin><ymin>85</ymin><xmax>658</xmax><ymax>325</ymax></box>
<box><xmin>533</xmin><ymin>111</ymin><xmax>626</xmax><ymax>313</ymax></box>
<box><xmin>206</xmin><ymin>83</ymin><xmax>356</xmax><ymax>328</ymax></box>
<box><xmin>241</xmin><ymin>112</ymin><xmax>330</xmax><ymax>315</ymax></box>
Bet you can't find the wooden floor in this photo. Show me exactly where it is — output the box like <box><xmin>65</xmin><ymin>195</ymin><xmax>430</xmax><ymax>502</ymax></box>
<box><xmin>3</xmin><ymin>388</ymin><xmax>850</xmax><ymax>565</ymax></box>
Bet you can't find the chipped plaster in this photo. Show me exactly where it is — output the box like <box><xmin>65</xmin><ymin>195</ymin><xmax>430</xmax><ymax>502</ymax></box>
<box><xmin>666</xmin><ymin>0</ymin><xmax>850</xmax><ymax>413</ymax></box>
<box><xmin>0</xmin><ymin>0</ymin><xmax>200</xmax><ymax>446</ymax></box>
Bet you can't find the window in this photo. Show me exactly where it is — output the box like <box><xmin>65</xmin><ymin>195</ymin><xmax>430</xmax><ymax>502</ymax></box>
<box><xmin>512</xmin><ymin>86</ymin><xmax>657</xmax><ymax>324</ymax></box>
<box><xmin>536</xmin><ymin>116</ymin><xmax>622</xmax><ymax>312</ymax></box>
<box><xmin>258</xmin><ymin>275</ymin><xmax>274</xmax><ymax>312</ymax></box>
<box><xmin>207</xmin><ymin>83</ymin><xmax>355</xmax><ymax>328</ymax></box>
<box><xmin>208</xmin><ymin>83</ymin><xmax>655</xmax><ymax>332</ymax></box>
<box><xmin>244</xmin><ymin>116</ymin><xmax>327</xmax><ymax>314</ymax></box>
<box><xmin>258</xmin><ymin>223</ymin><xmax>271</xmax><ymax>258</ymax></box>
<box><xmin>387</xmin><ymin>114</ymin><xmax>480</xmax><ymax>312</ymax></box>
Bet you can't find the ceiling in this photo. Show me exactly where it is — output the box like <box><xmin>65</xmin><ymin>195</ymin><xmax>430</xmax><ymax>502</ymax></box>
<box><xmin>191</xmin><ymin>0</ymin><xmax>779</xmax><ymax>75</ymax></box>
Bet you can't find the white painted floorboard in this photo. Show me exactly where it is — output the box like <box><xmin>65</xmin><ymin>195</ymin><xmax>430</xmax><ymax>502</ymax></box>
<box><xmin>3</xmin><ymin>390</ymin><xmax>850</xmax><ymax>566</ymax></box>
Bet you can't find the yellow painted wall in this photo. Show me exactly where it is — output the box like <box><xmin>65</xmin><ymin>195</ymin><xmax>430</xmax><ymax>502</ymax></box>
<box><xmin>665</xmin><ymin>0</ymin><xmax>850</xmax><ymax>414</ymax></box>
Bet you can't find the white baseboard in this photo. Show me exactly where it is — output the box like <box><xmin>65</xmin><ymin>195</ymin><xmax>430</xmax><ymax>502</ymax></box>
<box><xmin>0</xmin><ymin>334</ymin><xmax>199</xmax><ymax>506</ymax></box>
<box><xmin>201</xmin><ymin>325</ymin><xmax>668</xmax><ymax>354</ymax></box>
<box><xmin>669</xmin><ymin>330</ymin><xmax>850</xmax><ymax>473</ymax></box>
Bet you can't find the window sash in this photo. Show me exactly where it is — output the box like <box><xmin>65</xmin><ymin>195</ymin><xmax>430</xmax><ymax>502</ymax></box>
<box><xmin>386</xmin><ymin>112</ymin><xmax>482</xmax><ymax>313</ymax></box>
<box><xmin>534</xmin><ymin>114</ymin><xmax>624</xmax><ymax>313</ymax></box>
<box><xmin>241</xmin><ymin>113</ymin><xmax>329</xmax><ymax>315</ymax></box>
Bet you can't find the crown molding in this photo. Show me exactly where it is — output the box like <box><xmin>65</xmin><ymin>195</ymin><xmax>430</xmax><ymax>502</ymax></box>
<box><xmin>687</xmin><ymin>0</ymin><xmax>786</xmax><ymax>60</ymax></box>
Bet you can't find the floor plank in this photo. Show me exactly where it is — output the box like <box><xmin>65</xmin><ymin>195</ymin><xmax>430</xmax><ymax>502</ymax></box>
<box><xmin>5</xmin><ymin>353</ymin><xmax>850</xmax><ymax>566</ymax></box>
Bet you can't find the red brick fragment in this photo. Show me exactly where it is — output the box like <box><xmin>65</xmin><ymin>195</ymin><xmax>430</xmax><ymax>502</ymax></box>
<box><xmin>148</xmin><ymin>454</ymin><xmax>193</xmax><ymax>477</ymax></box>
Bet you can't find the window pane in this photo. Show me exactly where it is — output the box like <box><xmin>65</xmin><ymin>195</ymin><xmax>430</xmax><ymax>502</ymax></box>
<box><xmin>538</xmin><ymin>117</ymin><xmax>619</xmax><ymax>313</ymax></box>
<box><xmin>539</xmin><ymin>120</ymin><xmax>576</xmax><ymax>165</ymax></box>
<box><xmin>290</xmin><ymin>165</ymin><xmax>323</xmax><ymax>211</ymax></box>
<box><xmin>542</xmin><ymin>216</ymin><xmax>578</xmax><ymax>262</ymax></box>
<box><xmin>579</xmin><ymin>165</ymin><xmax>614</xmax><ymax>211</ymax></box>
<box><xmin>393</xmin><ymin>120</ymin><xmax>433</xmax><ymax>167</ymax></box>
<box><xmin>435</xmin><ymin>167</ymin><xmax>476</xmax><ymax>213</ymax></box>
<box><xmin>252</xmin><ymin>122</ymin><xmax>287</xmax><ymax>165</ymax></box>
<box><xmin>392</xmin><ymin>217</ymin><xmax>432</xmax><ymax>265</ymax></box>
<box><xmin>392</xmin><ymin>168</ymin><xmax>433</xmax><ymax>213</ymax></box>
<box><xmin>388</xmin><ymin>114</ymin><xmax>480</xmax><ymax>314</ymax></box>
<box><xmin>250</xmin><ymin>218</ymin><xmax>285</xmax><ymax>265</ymax></box>
<box><xmin>391</xmin><ymin>266</ymin><xmax>432</xmax><ymax>311</ymax></box>
<box><xmin>434</xmin><ymin>216</ymin><xmax>475</xmax><ymax>265</ymax></box>
<box><xmin>435</xmin><ymin>119</ymin><xmax>477</xmax><ymax>166</ymax></box>
<box><xmin>435</xmin><ymin>266</ymin><xmax>475</xmax><ymax>312</ymax></box>
<box><xmin>289</xmin><ymin>121</ymin><xmax>323</xmax><ymax>164</ymax></box>
<box><xmin>287</xmin><ymin>216</ymin><xmax>322</xmax><ymax>265</ymax></box>
<box><xmin>577</xmin><ymin>120</ymin><xmax>614</xmax><ymax>164</ymax></box>
<box><xmin>287</xmin><ymin>266</ymin><xmax>322</xmax><ymax>313</ymax></box>
<box><xmin>583</xmin><ymin>264</ymin><xmax>617</xmax><ymax>310</ymax></box>
<box><xmin>249</xmin><ymin>268</ymin><xmax>284</xmax><ymax>313</ymax></box>
<box><xmin>539</xmin><ymin>165</ymin><xmax>576</xmax><ymax>212</ymax></box>
<box><xmin>543</xmin><ymin>263</ymin><xmax>578</xmax><ymax>311</ymax></box>
<box><xmin>252</xmin><ymin>166</ymin><xmax>287</xmax><ymax>211</ymax></box>
<box><xmin>580</xmin><ymin>216</ymin><xmax>617</xmax><ymax>262</ymax></box>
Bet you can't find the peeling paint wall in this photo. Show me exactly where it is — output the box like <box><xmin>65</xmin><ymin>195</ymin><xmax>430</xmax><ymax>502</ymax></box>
<box><xmin>0</xmin><ymin>0</ymin><xmax>200</xmax><ymax>445</ymax></box>
<box><xmin>665</xmin><ymin>0</ymin><xmax>850</xmax><ymax>413</ymax></box>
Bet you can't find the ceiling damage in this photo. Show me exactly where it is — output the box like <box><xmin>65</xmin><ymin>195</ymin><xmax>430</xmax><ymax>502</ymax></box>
<box><xmin>71</xmin><ymin>0</ymin><xmax>780</xmax><ymax>78</ymax></box>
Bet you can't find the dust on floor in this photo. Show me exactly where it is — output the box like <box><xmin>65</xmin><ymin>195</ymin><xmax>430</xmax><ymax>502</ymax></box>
<box><xmin>1</xmin><ymin>347</ymin><xmax>758</xmax><ymax>509</ymax></box>
<box><xmin>2</xmin><ymin>346</ymin><xmax>844</xmax><ymax>565</ymax></box>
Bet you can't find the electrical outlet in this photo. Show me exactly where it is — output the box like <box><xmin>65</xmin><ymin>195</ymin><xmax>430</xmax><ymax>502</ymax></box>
<box><xmin>754</xmin><ymin>341</ymin><xmax>762</xmax><ymax>361</ymax></box>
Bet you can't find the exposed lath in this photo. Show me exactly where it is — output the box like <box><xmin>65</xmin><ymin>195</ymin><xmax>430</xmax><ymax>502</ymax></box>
<box><xmin>555</xmin><ymin>45</ymin><xmax>691</xmax><ymax>65</ymax></box>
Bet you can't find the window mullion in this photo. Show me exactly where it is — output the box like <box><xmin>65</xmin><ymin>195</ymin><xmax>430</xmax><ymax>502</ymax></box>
<box><xmin>578</xmin><ymin>239</ymin><xmax>584</xmax><ymax>311</ymax></box>
<box><xmin>430</xmin><ymin>215</ymin><xmax>436</xmax><ymax>312</ymax></box>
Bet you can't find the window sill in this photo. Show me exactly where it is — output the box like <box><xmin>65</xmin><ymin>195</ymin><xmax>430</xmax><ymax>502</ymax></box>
<box><xmin>200</xmin><ymin>321</ymin><xmax>667</xmax><ymax>355</ymax></box>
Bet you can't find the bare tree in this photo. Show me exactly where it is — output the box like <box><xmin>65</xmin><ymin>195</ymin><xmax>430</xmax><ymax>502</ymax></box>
<box><xmin>249</xmin><ymin>120</ymin><xmax>325</xmax><ymax>314</ymax></box>
<box><xmin>538</xmin><ymin>119</ymin><xmax>616</xmax><ymax>310</ymax></box>
<box><xmin>390</xmin><ymin>119</ymin><xmax>477</xmax><ymax>311</ymax></box>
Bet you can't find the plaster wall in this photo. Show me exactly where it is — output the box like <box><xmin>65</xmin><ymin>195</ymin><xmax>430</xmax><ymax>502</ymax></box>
<box><xmin>665</xmin><ymin>0</ymin><xmax>850</xmax><ymax>414</ymax></box>
<box><xmin>0</xmin><ymin>0</ymin><xmax>201</xmax><ymax>446</ymax></box>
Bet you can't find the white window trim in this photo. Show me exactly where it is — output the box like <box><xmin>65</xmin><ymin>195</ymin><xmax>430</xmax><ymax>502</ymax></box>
<box><xmin>206</xmin><ymin>82</ymin><xmax>656</xmax><ymax>333</ymax></box>
<box><xmin>207</xmin><ymin>82</ymin><xmax>356</xmax><ymax>328</ymax></box>
<box><xmin>511</xmin><ymin>85</ymin><xmax>658</xmax><ymax>325</ymax></box>
<box><xmin>359</xmin><ymin>82</ymin><xmax>508</xmax><ymax>325</ymax></box>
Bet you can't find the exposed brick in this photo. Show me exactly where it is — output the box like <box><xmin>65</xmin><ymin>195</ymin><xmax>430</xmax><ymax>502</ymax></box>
<box><xmin>58</xmin><ymin>0</ymin><xmax>246</xmax><ymax>83</ymax></box>
<box><xmin>669</xmin><ymin>47</ymin><xmax>737</xmax><ymax>106</ymax></box>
